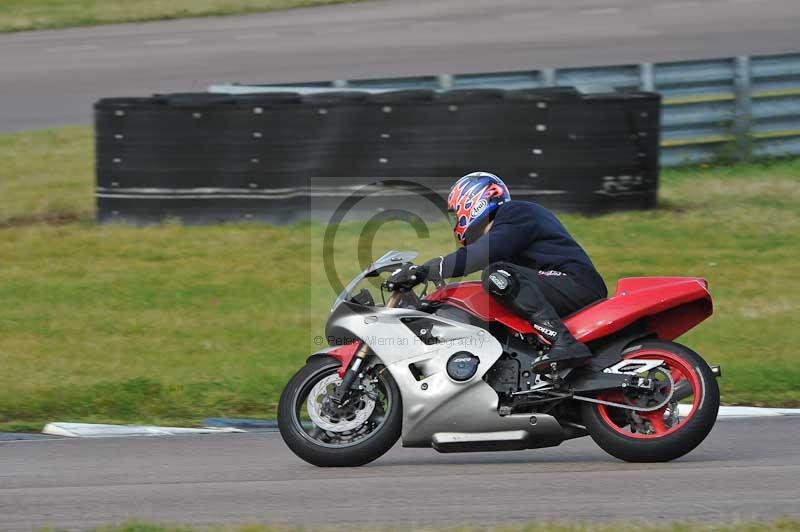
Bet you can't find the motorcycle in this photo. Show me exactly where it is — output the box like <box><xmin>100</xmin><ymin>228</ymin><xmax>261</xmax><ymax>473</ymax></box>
<box><xmin>278</xmin><ymin>250</ymin><xmax>721</xmax><ymax>466</ymax></box>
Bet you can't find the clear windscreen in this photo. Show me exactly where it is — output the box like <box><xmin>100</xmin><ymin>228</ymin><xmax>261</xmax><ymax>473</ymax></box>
<box><xmin>331</xmin><ymin>250</ymin><xmax>417</xmax><ymax>311</ymax></box>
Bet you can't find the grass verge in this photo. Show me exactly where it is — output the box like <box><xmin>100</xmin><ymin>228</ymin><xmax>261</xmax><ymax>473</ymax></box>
<box><xmin>0</xmin><ymin>0</ymin><xmax>367</xmax><ymax>33</ymax></box>
<box><xmin>0</xmin><ymin>127</ymin><xmax>799</xmax><ymax>431</ymax></box>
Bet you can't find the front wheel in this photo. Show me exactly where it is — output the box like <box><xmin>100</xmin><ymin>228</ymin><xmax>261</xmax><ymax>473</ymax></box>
<box><xmin>277</xmin><ymin>356</ymin><xmax>402</xmax><ymax>467</ymax></box>
<box><xmin>582</xmin><ymin>339</ymin><xmax>719</xmax><ymax>462</ymax></box>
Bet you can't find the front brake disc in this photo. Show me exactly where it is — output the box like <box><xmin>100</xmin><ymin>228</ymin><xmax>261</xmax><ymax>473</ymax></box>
<box><xmin>306</xmin><ymin>373</ymin><xmax>376</xmax><ymax>433</ymax></box>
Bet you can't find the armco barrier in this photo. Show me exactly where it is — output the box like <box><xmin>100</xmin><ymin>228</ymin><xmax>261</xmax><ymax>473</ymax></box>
<box><xmin>210</xmin><ymin>52</ymin><xmax>800</xmax><ymax>167</ymax></box>
<box><xmin>95</xmin><ymin>88</ymin><xmax>660</xmax><ymax>224</ymax></box>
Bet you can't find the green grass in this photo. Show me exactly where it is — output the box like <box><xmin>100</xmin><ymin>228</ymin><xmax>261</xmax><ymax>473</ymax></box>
<box><xmin>1</xmin><ymin>127</ymin><xmax>799</xmax><ymax>431</ymax></box>
<box><xmin>0</xmin><ymin>0</ymin><xmax>367</xmax><ymax>33</ymax></box>
<box><xmin>54</xmin><ymin>519</ymin><xmax>800</xmax><ymax>532</ymax></box>
<box><xmin>0</xmin><ymin>127</ymin><xmax>94</xmax><ymax>225</ymax></box>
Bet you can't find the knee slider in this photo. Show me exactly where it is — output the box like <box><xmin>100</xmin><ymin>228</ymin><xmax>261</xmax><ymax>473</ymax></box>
<box><xmin>482</xmin><ymin>264</ymin><xmax>518</xmax><ymax>297</ymax></box>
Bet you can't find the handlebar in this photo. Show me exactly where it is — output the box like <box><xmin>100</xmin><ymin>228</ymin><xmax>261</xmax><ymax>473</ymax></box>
<box><xmin>380</xmin><ymin>263</ymin><xmax>445</xmax><ymax>309</ymax></box>
<box><xmin>381</xmin><ymin>263</ymin><xmax>430</xmax><ymax>293</ymax></box>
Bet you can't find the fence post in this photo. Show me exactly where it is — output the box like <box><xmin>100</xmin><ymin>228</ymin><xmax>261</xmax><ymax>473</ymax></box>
<box><xmin>639</xmin><ymin>63</ymin><xmax>655</xmax><ymax>91</ymax></box>
<box><xmin>733</xmin><ymin>55</ymin><xmax>753</xmax><ymax>161</ymax></box>
<box><xmin>437</xmin><ymin>74</ymin><xmax>454</xmax><ymax>90</ymax></box>
<box><xmin>542</xmin><ymin>68</ymin><xmax>557</xmax><ymax>87</ymax></box>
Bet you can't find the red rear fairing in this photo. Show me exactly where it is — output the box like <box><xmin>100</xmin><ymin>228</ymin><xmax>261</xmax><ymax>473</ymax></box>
<box><xmin>424</xmin><ymin>277</ymin><xmax>712</xmax><ymax>343</ymax></box>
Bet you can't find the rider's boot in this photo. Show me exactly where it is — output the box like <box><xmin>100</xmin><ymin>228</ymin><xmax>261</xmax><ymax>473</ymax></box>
<box><xmin>528</xmin><ymin>311</ymin><xmax>592</xmax><ymax>374</ymax></box>
<box><xmin>482</xmin><ymin>264</ymin><xmax>592</xmax><ymax>374</ymax></box>
<box><xmin>483</xmin><ymin>264</ymin><xmax>592</xmax><ymax>373</ymax></box>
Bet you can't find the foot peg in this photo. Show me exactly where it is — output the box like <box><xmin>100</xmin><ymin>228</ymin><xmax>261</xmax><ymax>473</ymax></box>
<box><xmin>548</xmin><ymin>363</ymin><xmax>562</xmax><ymax>385</ymax></box>
<box><xmin>533</xmin><ymin>353</ymin><xmax>591</xmax><ymax>375</ymax></box>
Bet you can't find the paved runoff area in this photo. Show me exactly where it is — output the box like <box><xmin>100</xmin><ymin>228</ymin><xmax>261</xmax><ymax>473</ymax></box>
<box><xmin>1</xmin><ymin>417</ymin><xmax>799</xmax><ymax>530</ymax></box>
<box><xmin>2</xmin><ymin>0</ymin><xmax>800</xmax><ymax>131</ymax></box>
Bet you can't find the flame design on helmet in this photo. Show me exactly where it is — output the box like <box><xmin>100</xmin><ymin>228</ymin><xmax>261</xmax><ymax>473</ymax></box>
<box><xmin>447</xmin><ymin>172</ymin><xmax>510</xmax><ymax>245</ymax></box>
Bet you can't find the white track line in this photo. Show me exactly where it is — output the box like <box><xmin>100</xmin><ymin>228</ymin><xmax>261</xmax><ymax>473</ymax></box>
<box><xmin>681</xmin><ymin>405</ymin><xmax>799</xmax><ymax>418</ymax></box>
<box><xmin>37</xmin><ymin>408</ymin><xmax>800</xmax><ymax>438</ymax></box>
<box><xmin>42</xmin><ymin>422</ymin><xmax>243</xmax><ymax>438</ymax></box>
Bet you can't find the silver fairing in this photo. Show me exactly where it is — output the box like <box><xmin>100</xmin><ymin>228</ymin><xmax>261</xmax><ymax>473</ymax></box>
<box><xmin>326</xmin><ymin>303</ymin><xmax>555</xmax><ymax>447</ymax></box>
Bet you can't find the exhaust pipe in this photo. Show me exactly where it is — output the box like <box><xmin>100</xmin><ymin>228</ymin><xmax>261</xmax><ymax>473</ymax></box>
<box><xmin>672</xmin><ymin>379</ymin><xmax>694</xmax><ymax>402</ymax></box>
<box><xmin>432</xmin><ymin>430</ymin><xmax>533</xmax><ymax>452</ymax></box>
<box><xmin>673</xmin><ymin>366</ymin><xmax>721</xmax><ymax>401</ymax></box>
<box><xmin>430</xmin><ymin>415</ymin><xmax>566</xmax><ymax>453</ymax></box>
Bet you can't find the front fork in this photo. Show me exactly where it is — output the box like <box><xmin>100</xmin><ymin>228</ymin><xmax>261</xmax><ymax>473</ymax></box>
<box><xmin>330</xmin><ymin>292</ymin><xmax>401</xmax><ymax>405</ymax></box>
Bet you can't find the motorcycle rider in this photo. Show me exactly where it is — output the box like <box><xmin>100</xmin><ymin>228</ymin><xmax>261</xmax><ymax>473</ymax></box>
<box><xmin>386</xmin><ymin>172</ymin><xmax>607</xmax><ymax>373</ymax></box>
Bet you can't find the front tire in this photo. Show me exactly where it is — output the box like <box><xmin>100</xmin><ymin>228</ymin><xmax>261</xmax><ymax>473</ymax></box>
<box><xmin>278</xmin><ymin>357</ymin><xmax>402</xmax><ymax>467</ymax></box>
<box><xmin>582</xmin><ymin>339</ymin><xmax>719</xmax><ymax>462</ymax></box>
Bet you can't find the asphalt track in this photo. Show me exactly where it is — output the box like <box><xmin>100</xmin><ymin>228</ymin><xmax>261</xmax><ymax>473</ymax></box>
<box><xmin>2</xmin><ymin>0</ymin><xmax>800</xmax><ymax>132</ymax></box>
<box><xmin>1</xmin><ymin>417</ymin><xmax>799</xmax><ymax>530</ymax></box>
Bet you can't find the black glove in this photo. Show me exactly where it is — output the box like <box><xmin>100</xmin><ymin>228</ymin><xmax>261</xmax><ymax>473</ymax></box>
<box><xmin>385</xmin><ymin>264</ymin><xmax>429</xmax><ymax>292</ymax></box>
<box><xmin>421</xmin><ymin>256</ymin><xmax>446</xmax><ymax>287</ymax></box>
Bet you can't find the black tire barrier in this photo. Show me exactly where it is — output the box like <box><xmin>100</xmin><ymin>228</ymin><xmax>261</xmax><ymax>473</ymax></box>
<box><xmin>95</xmin><ymin>88</ymin><xmax>660</xmax><ymax>224</ymax></box>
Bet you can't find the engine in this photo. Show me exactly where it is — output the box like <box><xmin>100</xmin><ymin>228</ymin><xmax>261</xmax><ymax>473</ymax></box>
<box><xmin>483</xmin><ymin>334</ymin><xmax>551</xmax><ymax>416</ymax></box>
<box><xmin>430</xmin><ymin>303</ymin><xmax>544</xmax><ymax>398</ymax></box>
<box><xmin>484</xmin><ymin>349</ymin><xmax>540</xmax><ymax>396</ymax></box>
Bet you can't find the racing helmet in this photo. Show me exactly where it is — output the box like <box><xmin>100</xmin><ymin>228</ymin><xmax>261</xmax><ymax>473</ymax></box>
<box><xmin>447</xmin><ymin>172</ymin><xmax>511</xmax><ymax>246</ymax></box>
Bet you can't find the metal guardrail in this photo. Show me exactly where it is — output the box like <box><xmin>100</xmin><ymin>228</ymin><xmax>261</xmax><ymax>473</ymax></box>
<box><xmin>210</xmin><ymin>52</ymin><xmax>800</xmax><ymax>167</ymax></box>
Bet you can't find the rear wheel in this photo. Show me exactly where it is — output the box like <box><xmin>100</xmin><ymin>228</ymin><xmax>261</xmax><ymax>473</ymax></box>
<box><xmin>582</xmin><ymin>339</ymin><xmax>719</xmax><ymax>462</ymax></box>
<box><xmin>277</xmin><ymin>357</ymin><xmax>402</xmax><ymax>467</ymax></box>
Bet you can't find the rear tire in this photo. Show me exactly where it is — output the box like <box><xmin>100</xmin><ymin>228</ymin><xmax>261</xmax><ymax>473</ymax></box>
<box><xmin>278</xmin><ymin>357</ymin><xmax>402</xmax><ymax>467</ymax></box>
<box><xmin>582</xmin><ymin>339</ymin><xmax>719</xmax><ymax>462</ymax></box>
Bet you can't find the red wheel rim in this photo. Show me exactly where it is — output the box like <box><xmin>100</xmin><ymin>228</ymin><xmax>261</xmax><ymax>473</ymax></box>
<box><xmin>596</xmin><ymin>348</ymin><xmax>703</xmax><ymax>439</ymax></box>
